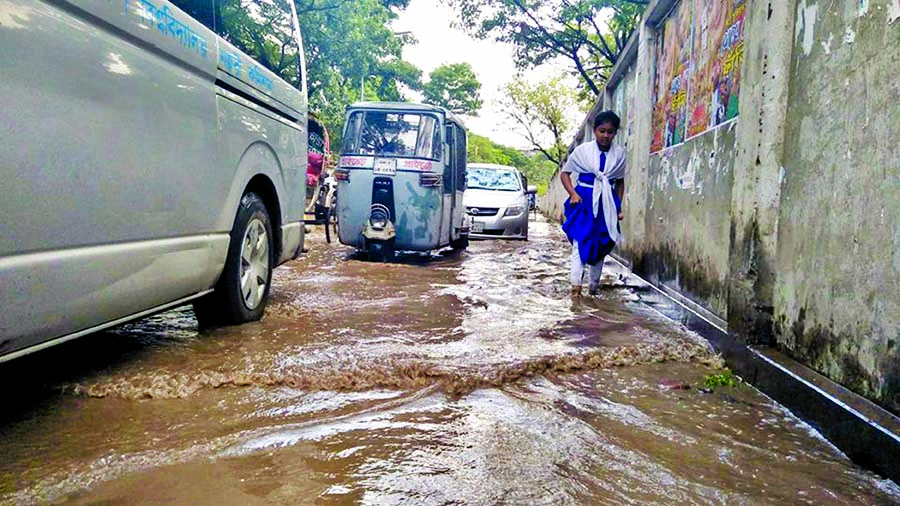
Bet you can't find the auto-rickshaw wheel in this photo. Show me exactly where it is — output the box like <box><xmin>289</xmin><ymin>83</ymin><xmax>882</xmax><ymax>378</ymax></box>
<box><xmin>450</xmin><ymin>234</ymin><xmax>469</xmax><ymax>251</ymax></box>
<box><xmin>323</xmin><ymin>207</ymin><xmax>332</xmax><ymax>243</ymax></box>
<box><xmin>368</xmin><ymin>240</ymin><xmax>394</xmax><ymax>262</ymax></box>
<box><xmin>324</xmin><ymin>188</ymin><xmax>337</xmax><ymax>244</ymax></box>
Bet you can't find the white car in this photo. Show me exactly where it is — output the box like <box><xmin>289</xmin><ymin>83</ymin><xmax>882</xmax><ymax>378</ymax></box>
<box><xmin>464</xmin><ymin>164</ymin><xmax>536</xmax><ymax>240</ymax></box>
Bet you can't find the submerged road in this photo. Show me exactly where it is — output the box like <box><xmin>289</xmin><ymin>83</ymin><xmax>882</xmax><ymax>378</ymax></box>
<box><xmin>1</xmin><ymin>216</ymin><xmax>898</xmax><ymax>504</ymax></box>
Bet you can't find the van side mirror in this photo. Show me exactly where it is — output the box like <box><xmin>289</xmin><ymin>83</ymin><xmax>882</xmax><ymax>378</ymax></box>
<box><xmin>526</xmin><ymin>185</ymin><xmax>537</xmax><ymax>195</ymax></box>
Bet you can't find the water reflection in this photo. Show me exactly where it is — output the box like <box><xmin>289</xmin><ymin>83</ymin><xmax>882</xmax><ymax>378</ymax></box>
<box><xmin>0</xmin><ymin>0</ymin><xmax>32</xmax><ymax>30</ymax></box>
<box><xmin>104</xmin><ymin>52</ymin><xmax>133</xmax><ymax>75</ymax></box>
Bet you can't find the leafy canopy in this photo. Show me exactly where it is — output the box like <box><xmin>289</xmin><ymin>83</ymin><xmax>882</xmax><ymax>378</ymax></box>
<box><xmin>501</xmin><ymin>76</ymin><xmax>580</xmax><ymax>166</ymax></box>
<box><xmin>297</xmin><ymin>0</ymin><xmax>423</xmax><ymax>146</ymax></box>
<box><xmin>444</xmin><ymin>0</ymin><xmax>646</xmax><ymax>98</ymax></box>
<box><xmin>422</xmin><ymin>63</ymin><xmax>484</xmax><ymax>116</ymax></box>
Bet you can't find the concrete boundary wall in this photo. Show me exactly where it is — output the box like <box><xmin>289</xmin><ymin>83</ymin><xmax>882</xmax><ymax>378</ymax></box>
<box><xmin>541</xmin><ymin>0</ymin><xmax>900</xmax><ymax>475</ymax></box>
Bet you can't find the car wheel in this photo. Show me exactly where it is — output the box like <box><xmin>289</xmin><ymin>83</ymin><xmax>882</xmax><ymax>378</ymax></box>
<box><xmin>194</xmin><ymin>192</ymin><xmax>273</xmax><ymax>326</ymax></box>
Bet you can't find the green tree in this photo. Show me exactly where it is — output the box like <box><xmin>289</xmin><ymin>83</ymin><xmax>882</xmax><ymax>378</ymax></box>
<box><xmin>297</xmin><ymin>0</ymin><xmax>423</xmax><ymax>146</ymax></box>
<box><xmin>445</xmin><ymin>0</ymin><xmax>646</xmax><ymax>98</ymax></box>
<box><xmin>422</xmin><ymin>63</ymin><xmax>483</xmax><ymax>115</ymax></box>
<box><xmin>218</xmin><ymin>0</ymin><xmax>305</xmax><ymax>88</ymax></box>
<box><xmin>501</xmin><ymin>77</ymin><xmax>579</xmax><ymax>166</ymax></box>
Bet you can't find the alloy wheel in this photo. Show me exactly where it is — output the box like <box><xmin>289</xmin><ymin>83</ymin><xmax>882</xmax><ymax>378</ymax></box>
<box><xmin>240</xmin><ymin>218</ymin><xmax>269</xmax><ymax>310</ymax></box>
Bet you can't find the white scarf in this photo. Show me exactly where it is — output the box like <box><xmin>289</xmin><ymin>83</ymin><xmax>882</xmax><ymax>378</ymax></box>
<box><xmin>562</xmin><ymin>141</ymin><xmax>626</xmax><ymax>244</ymax></box>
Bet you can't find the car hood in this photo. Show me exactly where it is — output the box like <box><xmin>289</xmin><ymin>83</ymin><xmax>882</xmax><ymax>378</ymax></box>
<box><xmin>463</xmin><ymin>188</ymin><xmax>527</xmax><ymax>208</ymax></box>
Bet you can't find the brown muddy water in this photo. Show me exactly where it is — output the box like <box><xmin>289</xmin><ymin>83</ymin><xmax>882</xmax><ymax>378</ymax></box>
<box><xmin>1</xmin><ymin>217</ymin><xmax>898</xmax><ymax>505</ymax></box>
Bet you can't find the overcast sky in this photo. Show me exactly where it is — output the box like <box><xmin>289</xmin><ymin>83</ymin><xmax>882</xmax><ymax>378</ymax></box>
<box><xmin>392</xmin><ymin>0</ymin><xmax>574</xmax><ymax>149</ymax></box>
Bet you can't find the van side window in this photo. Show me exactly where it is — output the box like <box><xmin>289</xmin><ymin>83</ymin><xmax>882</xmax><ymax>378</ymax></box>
<box><xmin>169</xmin><ymin>0</ymin><xmax>215</xmax><ymax>30</ymax></box>
<box><xmin>215</xmin><ymin>0</ymin><xmax>303</xmax><ymax>90</ymax></box>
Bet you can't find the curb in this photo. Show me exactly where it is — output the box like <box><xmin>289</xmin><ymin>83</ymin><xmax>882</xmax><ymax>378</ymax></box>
<box><xmin>606</xmin><ymin>256</ymin><xmax>900</xmax><ymax>485</ymax></box>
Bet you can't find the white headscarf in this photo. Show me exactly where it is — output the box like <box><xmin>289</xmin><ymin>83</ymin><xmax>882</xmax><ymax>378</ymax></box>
<box><xmin>562</xmin><ymin>141</ymin><xmax>627</xmax><ymax>244</ymax></box>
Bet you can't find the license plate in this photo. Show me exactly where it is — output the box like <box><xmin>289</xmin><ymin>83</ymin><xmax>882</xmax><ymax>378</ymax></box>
<box><xmin>471</xmin><ymin>221</ymin><xmax>484</xmax><ymax>233</ymax></box>
<box><xmin>373</xmin><ymin>158</ymin><xmax>397</xmax><ymax>175</ymax></box>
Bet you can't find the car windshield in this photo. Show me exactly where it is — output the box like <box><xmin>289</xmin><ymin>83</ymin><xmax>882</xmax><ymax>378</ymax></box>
<box><xmin>466</xmin><ymin>167</ymin><xmax>521</xmax><ymax>191</ymax></box>
<box><xmin>342</xmin><ymin>111</ymin><xmax>441</xmax><ymax>160</ymax></box>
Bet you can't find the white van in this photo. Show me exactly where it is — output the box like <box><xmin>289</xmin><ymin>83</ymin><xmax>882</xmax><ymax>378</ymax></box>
<box><xmin>0</xmin><ymin>0</ymin><xmax>308</xmax><ymax>361</ymax></box>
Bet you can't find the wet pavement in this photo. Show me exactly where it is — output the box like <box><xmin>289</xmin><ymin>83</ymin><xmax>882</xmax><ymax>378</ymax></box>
<box><xmin>1</xmin><ymin>216</ymin><xmax>898</xmax><ymax>505</ymax></box>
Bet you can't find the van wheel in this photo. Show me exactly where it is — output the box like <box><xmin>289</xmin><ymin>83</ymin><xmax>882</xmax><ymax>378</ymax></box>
<box><xmin>451</xmin><ymin>234</ymin><xmax>469</xmax><ymax>251</ymax></box>
<box><xmin>194</xmin><ymin>193</ymin><xmax>273</xmax><ymax>327</ymax></box>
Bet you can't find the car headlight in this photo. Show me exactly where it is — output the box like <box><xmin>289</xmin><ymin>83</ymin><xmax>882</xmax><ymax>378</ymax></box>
<box><xmin>504</xmin><ymin>205</ymin><xmax>525</xmax><ymax>217</ymax></box>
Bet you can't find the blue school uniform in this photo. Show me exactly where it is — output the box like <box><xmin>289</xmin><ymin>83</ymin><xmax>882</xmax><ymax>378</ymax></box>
<box><xmin>562</xmin><ymin>160</ymin><xmax>621</xmax><ymax>265</ymax></box>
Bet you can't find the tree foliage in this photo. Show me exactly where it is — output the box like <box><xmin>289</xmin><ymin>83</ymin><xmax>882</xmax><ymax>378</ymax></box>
<box><xmin>500</xmin><ymin>76</ymin><xmax>579</xmax><ymax>166</ymax></box>
<box><xmin>445</xmin><ymin>0</ymin><xmax>646</xmax><ymax>98</ymax></box>
<box><xmin>297</xmin><ymin>0</ymin><xmax>423</xmax><ymax>146</ymax></box>
<box><xmin>217</xmin><ymin>0</ymin><xmax>306</xmax><ymax>90</ymax></box>
<box><xmin>422</xmin><ymin>63</ymin><xmax>483</xmax><ymax>116</ymax></box>
<box><xmin>468</xmin><ymin>133</ymin><xmax>557</xmax><ymax>195</ymax></box>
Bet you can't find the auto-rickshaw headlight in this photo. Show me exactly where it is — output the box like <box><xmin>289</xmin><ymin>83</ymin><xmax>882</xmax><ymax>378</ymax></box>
<box><xmin>370</xmin><ymin>215</ymin><xmax>388</xmax><ymax>229</ymax></box>
<box><xmin>369</xmin><ymin>204</ymin><xmax>391</xmax><ymax>229</ymax></box>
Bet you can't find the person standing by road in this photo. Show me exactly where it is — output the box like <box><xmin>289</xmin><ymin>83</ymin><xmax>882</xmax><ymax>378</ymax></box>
<box><xmin>560</xmin><ymin>111</ymin><xmax>626</xmax><ymax>297</ymax></box>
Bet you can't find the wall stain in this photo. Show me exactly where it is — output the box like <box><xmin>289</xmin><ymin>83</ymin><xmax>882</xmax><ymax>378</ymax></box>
<box><xmin>779</xmin><ymin>306</ymin><xmax>900</xmax><ymax>416</ymax></box>
<box><xmin>631</xmin><ymin>242</ymin><xmax>727</xmax><ymax>319</ymax></box>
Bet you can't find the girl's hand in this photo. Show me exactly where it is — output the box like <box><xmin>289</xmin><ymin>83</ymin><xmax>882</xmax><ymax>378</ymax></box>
<box><xmin>618</xmin><ymin>212</ymin><xmax>624</xmax><ymax>221</ymax></box>
<box><xmin>569</xmin><ymin>193</ymin><xmax>582</xmax><ymax>205</ymax></box>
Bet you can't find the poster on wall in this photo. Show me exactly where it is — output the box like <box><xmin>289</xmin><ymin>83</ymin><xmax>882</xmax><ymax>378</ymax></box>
<box><xmin>650</xmin><ymin>0</ymin><xmax>693</xmax><ymax>153</ymax></box>
<box><xmin>650</xmin><ymin>0</ymin><xmax>746</xmax><ymax>153</ymax></box>
<box><xmin>687</xmin><ymin>0</ymin><xmax>745</xmax><ymax>138</ymax></box>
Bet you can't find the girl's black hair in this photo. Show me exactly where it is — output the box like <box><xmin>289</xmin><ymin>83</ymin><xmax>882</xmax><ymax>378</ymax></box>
<box><xmin>593</xmin><ymin>110</ymin><xmax>621</xmax><ymax>130</ymax></box>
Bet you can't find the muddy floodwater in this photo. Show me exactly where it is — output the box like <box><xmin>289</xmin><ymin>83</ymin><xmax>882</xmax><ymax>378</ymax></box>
<box><xmin>1</xmin><ymin>217</ymin><xmax>898</xmax><ymax>505</ymax></box>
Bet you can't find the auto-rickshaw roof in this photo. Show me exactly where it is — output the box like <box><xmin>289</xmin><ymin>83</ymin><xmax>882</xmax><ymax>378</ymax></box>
<box><xmin>347</xmin><ymin>102</ymin><xmax>466</xmax><ymax>129</ymax></box>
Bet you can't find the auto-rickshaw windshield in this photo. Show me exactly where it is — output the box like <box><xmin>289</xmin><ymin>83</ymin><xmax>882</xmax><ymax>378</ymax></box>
<box><xmin>342</xmin><ymin>111</ymin><xmax>442</xmax><ymax>160</ymax></box>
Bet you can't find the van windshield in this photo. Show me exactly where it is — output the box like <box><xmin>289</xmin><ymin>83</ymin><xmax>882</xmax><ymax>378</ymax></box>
<box><xmin>342</xmin><ymin>111</ymin><xmax>441</xmax><ymax>160</ymax></box>
<box><xmin>466</xmin><ymin>167</ymin><xmax>521</xmax><ymax>192</ymax></box>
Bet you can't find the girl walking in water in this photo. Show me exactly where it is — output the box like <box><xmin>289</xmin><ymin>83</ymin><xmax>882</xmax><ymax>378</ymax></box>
<box><xmin>560</xmin><ymin>111</ymin><xmax>626</xmax><ymax>297</ymax></box>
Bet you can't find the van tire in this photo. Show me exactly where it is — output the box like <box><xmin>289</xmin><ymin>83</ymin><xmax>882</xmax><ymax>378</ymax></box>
<box><xmin>195</xmin><ymin>193</ymin><xmax>273</xmax><ymax>327</ymax></box>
